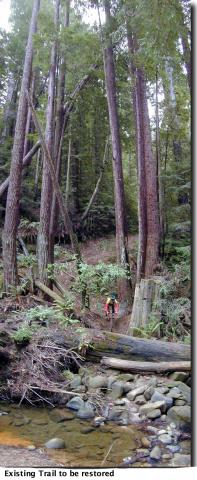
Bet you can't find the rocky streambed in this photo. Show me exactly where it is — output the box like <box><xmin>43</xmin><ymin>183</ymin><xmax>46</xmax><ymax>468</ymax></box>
<box><xmin>0</xmin><ymin>366</ymin><xmax>191</xmax><ymax>468</ymax></box>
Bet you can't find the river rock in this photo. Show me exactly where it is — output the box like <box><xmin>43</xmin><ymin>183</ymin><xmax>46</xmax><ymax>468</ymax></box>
<box><xmin>151</xmin><ymin>391</ymin><xmax>173</xmax><ymax>411</ymax></box>
<box><xmin>166</xmin><ymin>445</ymin><xmax>180</xmax><ymax>453</ymax></box>
<box><xmin>50</xmin><ymin>409</ymin><xmax>75</xmax><ymax>422</ymax></box>
<box><xmin>167</xmin><ymin>405</ymin><xmax>191</xmax><ymax>428</ymax></box>
<box><xmin>158</xmin><ymin>433</ymin><xmax>172</xmax><ymax>445</ymax></box>
<box><xmin>129</xmin><ymin>412</ymin><xmax>143</xmax><ymax>423</ymax></box>
<box><xmin>92</xmin><ymin>416</ymin><xmax>106</xmax><ymax>427</ymax></box>
<box><xmin>169</xmin><ymin>372</ymin><xmax>189</xmax><ymax>382</ymax></box>
<box><xmin>147</xmin><ymin>409</ymin><xmax>161</xmax><ymax>419</ymax></box>
<box><xmin>109</xmin><ymin>381</ymin><xmax>124</xmax><ymax>400</ymax></box>
<box><xmin>45</xmin><ymin>438</ymin><xmax>65</xmax><ymax>449</ymax></box>
<box><xmin>87</xmin><ymin>376</ymin><xmax>108</xmax><ymax>389</ymax></box>
<box><xmin>171</xmin><ymin>453</ymin><xmax>191</xmax><ymax>467</ymax></box>
<box><xmin>136</xmin><ymin>448</ymin><xmax>150</xmax><ymax>457</ymax></box>
<box><xmin>66</xmin><ymin>396</ymin><xmax>85</xmax><ymax>411</ymax></box>
<box><xmin>167</xmin><ymin>387</ymin><xmax>181</xmax><ymax>399</ymax></box>
<box><xmin>156</xmin><ymin>386</ymin><xmax>169</xmax><ymax>394</ymax></box>
<box><xmin>135</xmin><ymin>395</ymin><xmax>146</xmax><ymax>406</ymax></box>
<box><xmin>174</xmin><ymin>399</ymin><xmax>185</xmax><ymax>406</ymax></box>
<box><xmin>122</xmin><ymin>455</ymin><xmax>137</xmax><ymax>465</ymax></box>
<box><xmin>27</xmin><ymin>445</ymin><xmax>36</xmax><ymax>451</ymax></box>
<box><xmin>144</xmin><ymin>386</ymin><xmax>155</xmax><ymax>401</ymax></box>
<box><xmin>76</xmin><ymin>406</ymin><xmax>95</xmax><ymax>419</ymax></box>
<box><xmin>150</xmin><ymin>446</ymin><xmax>161</xmax><ymax>461</ymax></box>
<box><xmin>114</xmin><ymin>398</ymin><xmax>128</xmax><ymax>406</ymax></box>
<box><xmin>141</xmin><ymin>437</ymin><xmax>151</xmax><ymax>448</ymax></box>
<box><xmin>139</xmin><ymin>401</ymin><xmax>166</xmax><ymax>415</ymax></box>
<box><xmin>117</xmin><ymin>373</ymin><xmax>135</xmax><ymax>382</ymax></box>
<box><xmin>80</xmin><ymin>426</ymin><xmax>95</xmax><ymax>434</ymax></box>
<box><xmin>179</xmin><ymin>440</ymin><xmax>191</xmax><ymax>454</ymax></box>
<box><xmin>160</xmin><ymin>414</ymin><xmax>167</xmax><ymax>421</ymax></box>
<box><xmin>176</xmin><ymin>382</ymin><xmax>191</xmax><ymax>404</ymax></box>
<box><xmin>123</xmin><ymin>382</ymin><xmax>134</xmax><ymax>393</ymax></box>
<box><xmin>146</xmin><ymin>426</ymin><xmax>158</xmax><ymax>434</ymax></box>
<box><xmin>107</xmin><ymin>376</ymin><xmax>118</xmax><ymax>388</ymax></box>
<box><xmin>108</xmin><ymin>407</ymin><xmax>125</xmax><ymax>422</ymax></box>
<box><xmin>162</xmin><ymin>453</ymin><xmax>172</xmax><ymax>460</ymax></box>
<box><xmin>126</xmin><ymin>384</ymin><xmax>148</xmax><ymax>401</ymax></box>
<box><xmin>70</xmin><ymin>375</ymin><xmax>81</xmax><ymax>389</ymax></box>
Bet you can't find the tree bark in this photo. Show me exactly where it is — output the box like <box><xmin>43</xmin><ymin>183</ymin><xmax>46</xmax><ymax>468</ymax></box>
<box><xmin>101</xmin><ymin>357</ymin><xmax>191</xmax><ymax>373</ymax></box>
<box><xmin>128</xmin><ymin>277</ymin><xmax>162</xmax><ymax>335</ymax></box>
<box><xmin>2</xmin><ymin>0</ymin><xmax>40</xmax><ymax>292</ymax></box>
<box><xmin>127</xmin><ymin>31</ymin><xmax>147</xmax><ymax>281</ymax></box>
<box><xmin>0</xmin><ymin>73</ymin><xmax>16</xmax><ymax>141</ymax></box>
<box><xmin>126</xmin><ymin>28</ymin><xmax>159</xmax><ymax>279</ymax></box>
<box><xmin>49</xmin><ymin>0</ymin><xmax>70</xmax><ymax>262</ymax></box>
<box><xmin>60</xmin><ymin>328</ymin><xmax>191</xmax><ymax>362</ymax></box>
<box><xmin>102</xmin><ymin>0</ymin><xmax>130</xmax><ymax>298</ymax></box>
<box><xmin>0</xmin><ymin>141</ymin><xmax>40</xmax><ymax>199</ymax></box>
<box><xmin>23</xmin><ymin>71</ymin><xmax>37</xmax><ymax>158</ymax></box>
<box><xmin>37</xmin><ymin>0</ymin><xmax>60</xmax><ymax>284</ymax></box>
<box><xmin>65</xmin><ymin>133</ymin><xmax>72</xmax><ymax>209</ymax></box>
<box><xmin>26</xmin><ymin>91</ymin><xmax>81</xmax><ymax>258</ymax></box>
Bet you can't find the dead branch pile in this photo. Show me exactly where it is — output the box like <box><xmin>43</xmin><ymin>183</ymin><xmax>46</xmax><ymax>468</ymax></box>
<box><xmin>4</xmin><ymin>331</ymin><xmax>84</xmax><ymax>406</ymax></box>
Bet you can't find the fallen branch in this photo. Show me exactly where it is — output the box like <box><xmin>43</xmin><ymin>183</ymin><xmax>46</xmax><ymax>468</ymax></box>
<box><xmin>34</xmin><ymin>279</ymin><xmax>64</xmax><ymax>303</ymax></box>
<box><xmin>0</xmin><ymin>141</ymin><xmax>40</xmax><ymax>198</ymax></box>
<box><xmin>81</xmin><ymin>136</ymin><xmax>110</xmax><ymax>223</ymax></box>
<box><xmin>26</xmin><ymin>90</ymin><xmax>81</xmax><ymax>258</ymax></box>
<box><xmin>26</xmin><ymin>384</ymin><xmax>84</xmax><ymax>396</ymax></box>
<box><xmin>100</xmin><ymin>356</ymin><xmax>191</xmax><ymax>373</ymax></box>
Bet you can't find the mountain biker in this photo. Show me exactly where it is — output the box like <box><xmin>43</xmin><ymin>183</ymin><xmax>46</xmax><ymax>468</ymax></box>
<box><xmin>104</xmin><ymin>292</ymin><xmax>119</xmax><ymax>331</ymax></box>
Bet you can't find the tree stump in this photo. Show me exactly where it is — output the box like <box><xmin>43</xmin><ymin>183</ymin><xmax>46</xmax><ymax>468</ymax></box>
<box><xmin>128</xmin><ymin>277</ymin><xmax>163</xmax><ymax>336</ymax></box>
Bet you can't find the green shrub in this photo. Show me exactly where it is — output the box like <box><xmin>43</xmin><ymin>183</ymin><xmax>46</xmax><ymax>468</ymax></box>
<box><xmin>12</xmin><ymin>325</ymin><xmax>33</xmax><ymax>344</ymax></box>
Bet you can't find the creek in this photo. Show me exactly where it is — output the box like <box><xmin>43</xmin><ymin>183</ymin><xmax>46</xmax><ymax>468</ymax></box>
<box><xmin>0</xmin><ymin>404</ymin><xmax>191</xmax><ymax>468</ymax></box>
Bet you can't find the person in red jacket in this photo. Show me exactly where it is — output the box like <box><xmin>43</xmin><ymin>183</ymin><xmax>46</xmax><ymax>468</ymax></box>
<box><xmin>104</xmin><ymin>292</ymin><xmax>119</xmax><ymax>331</ymax></box>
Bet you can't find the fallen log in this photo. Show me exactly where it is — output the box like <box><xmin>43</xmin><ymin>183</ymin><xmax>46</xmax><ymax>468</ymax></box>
<box><xmin>34</xmin><ymin>279</ymin><xmax>64</xmax><ymax>304</ymax></box>
<box><xmin>61</xmin><ymin>328</ymin><xmax>191</xmax><ymax>362</ymax></box>
<box><xmin>100</xmin><ymin>356</ymin><xmax>191</xmax><ymax>373</ymax></box>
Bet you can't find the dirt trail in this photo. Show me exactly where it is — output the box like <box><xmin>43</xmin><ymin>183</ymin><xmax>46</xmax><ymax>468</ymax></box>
<box><xmin>58</xmin><ymin>234</ymin><xmax>137</xmax><ymax>334</ymax></box>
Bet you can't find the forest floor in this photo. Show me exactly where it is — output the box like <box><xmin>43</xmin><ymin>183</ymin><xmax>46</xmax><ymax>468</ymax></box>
<box><xmin>0</xmin><ymin>233</ymin><xmax>138</xmax><ymax>404</ymax></box>
<box><xmin>0</xmin><ymin>233</ymin><xmax>191</xmax><ymax>468</ymax></box>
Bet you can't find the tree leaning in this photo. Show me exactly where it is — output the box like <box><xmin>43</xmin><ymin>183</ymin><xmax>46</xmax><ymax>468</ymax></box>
<box><xmin>2</xmin><ymin>0</ymin><xmax>41</xmax><ymax>292</ymax></box>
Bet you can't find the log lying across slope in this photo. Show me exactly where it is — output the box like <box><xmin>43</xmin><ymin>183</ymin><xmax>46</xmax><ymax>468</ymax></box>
<box><xmin>62</xmin><ymin>329</ymin><xmax>191</xmax><ymax>362</ymax></box>
<box><xmin>101</xmin><ymin>356</ymin><xmax>191</xmax><ymax>373</ymax></box>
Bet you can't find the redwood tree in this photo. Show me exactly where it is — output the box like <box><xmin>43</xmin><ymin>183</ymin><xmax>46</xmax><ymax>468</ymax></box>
<box><xmin>102</xmin><ymin>0</ymin><xmax>130</xmax><ymax>298</ymax></box>
<box><xmin>2</xmin><ymin>0</ymin><xmax>40</xmax><ymax>292</ymax></box>
<box><xmin>37</xmin><ymin>0</ymin><xmax>60</xmax><ymax>284</ymax></box>
<box><xmin>49</xmin><ymin>0</ymin><xmax>70</xmax><ymax>263</ymax></box>
<box><xmin>127</xmin><ymin>27</ymin><xmax>160</xmax><ymax>280</ymax></box>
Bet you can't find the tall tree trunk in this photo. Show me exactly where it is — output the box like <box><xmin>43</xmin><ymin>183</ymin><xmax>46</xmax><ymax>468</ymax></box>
<box><xmin>2</xmin><ymin>0</ymin><xmax>40</xmax><ymax>292</ymax></box>
<box><xmin>127</xmin><ymin>31</ymin><xmax>147</xmax><ymax>281</ymax></box>
<box><xmin>127</xmin><ymin>29</ymin><xmax>159</xmax><ymax>279</ymax></box>
<box><xmin>140</xmin><ymin>70</ymin><xmax>160</xmax><ymax>277</ymax></box>
<box><xmin>49</xmin><ymin>0</ymin><xmax>70</xmax><ymax>262</ymax></box>
<box><xmin>155</xmin><ymin>70</ymin><xmax>165</xmax><ymax>258</ymax></box>
<box><xmin>23</xmin><ymin>71</ymin><xmax>36</xmax><ymax>158</ymax></box>
<box><xmin>0</xmin><ymin>73</ymin><xmax>16</xmax><ymax>141</ymax></box>
<box><xmin>37</xmin><ymin>0</ymin><xmax>60</xmax><ymax>284</ymax></box>
<box><xmin>65</xmin><ymin>132</ymin><xmax>72</xmax><ymax>209</ymax></box>
<box><xmin>102</xmin><ymin>0</ymin><xmax>130</xmax><ymax>299</ymax></box>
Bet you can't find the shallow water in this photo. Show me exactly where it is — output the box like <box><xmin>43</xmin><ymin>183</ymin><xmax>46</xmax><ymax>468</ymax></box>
<box><xmin>0</xmin><ymin>404</ymin><xmax>191</xmax><ymax>468</ymax></box>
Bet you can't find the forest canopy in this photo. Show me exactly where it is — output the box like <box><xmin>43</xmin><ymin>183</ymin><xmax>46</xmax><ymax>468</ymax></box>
<box><xmin>0</xmin><ymin>0</ymin><xmax>191</xmax><ymax>341</ymax></box>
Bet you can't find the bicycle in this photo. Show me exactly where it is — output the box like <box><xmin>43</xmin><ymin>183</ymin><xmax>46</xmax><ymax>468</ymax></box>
<box><xmin>106</xmin><ymin>309</ymin><xmax>115</xmax><ymax>332</ymax></box>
